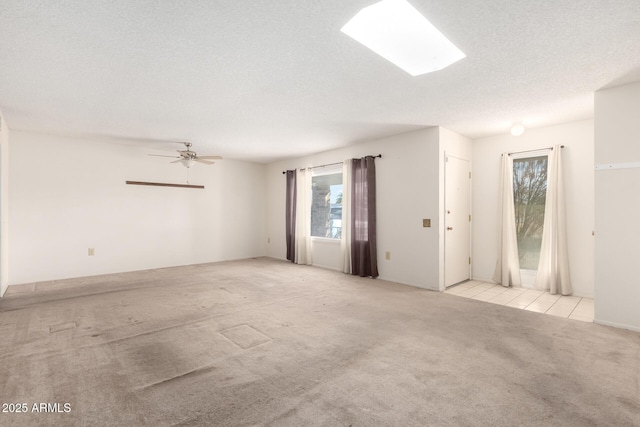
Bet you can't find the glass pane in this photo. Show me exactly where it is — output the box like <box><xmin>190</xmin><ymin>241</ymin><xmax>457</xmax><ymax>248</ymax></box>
<box><xmin>513</xmin><ymin>156</ymin><xmax>547</xmax><ymax>269</ymax></box>
<box><xmin>311</xmin><ymin>173</ymin><xmax>343</xmax><ymax>238</ymax></box>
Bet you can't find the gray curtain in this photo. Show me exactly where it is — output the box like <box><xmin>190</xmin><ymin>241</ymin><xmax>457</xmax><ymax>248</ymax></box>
<box><xmin>351</xmin><ymin>156</ymin><xmax>378</xmax><ymax>278</ymax></box>
<box><xmin>285</xmin><ymin>170</ymin><xmax>296</xmax><ymax>262</ymax></box>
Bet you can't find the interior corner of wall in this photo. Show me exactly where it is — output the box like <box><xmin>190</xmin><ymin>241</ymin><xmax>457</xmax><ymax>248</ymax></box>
<box><xmin>0</xmin><ymin>108</ymin><xmax>8</xmax><ymax>295</ymax></box>
<box><xmin>438</xmin><ymin>125</ymin><xmax>456</xmax><ymax>140</ymax></box>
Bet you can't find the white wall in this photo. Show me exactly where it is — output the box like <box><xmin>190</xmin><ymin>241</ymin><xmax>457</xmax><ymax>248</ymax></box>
<box><xmin>594</xmin><ymin>81</ymin><xmax>640</xmax><ymax>331</ymax></box>
<box><xmin>9</xmin><ymin>130</ymin><xmax>267</xmax><ymax>284</ymax></box>
<box><xmin>267</xmin><ymin>127</ymin><xmax>457</xmax><ymax>290</ymax></box>
<box><xmin>472</xmin><ymin>120</ymin><xmax>595</xmax><ymax>297</ymax></box>
<box><xmin>0</xmin><ymin>110</ymin><xmax>9</xmax><ymax>296</ymax></box>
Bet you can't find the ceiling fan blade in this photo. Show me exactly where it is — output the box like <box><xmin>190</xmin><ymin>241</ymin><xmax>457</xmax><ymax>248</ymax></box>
<box><xmin>149</xmin><ymin>154</ymin><xmax>180</xmax><ymax>158</ymax></box>
<box><xmin>197</xmin><ymin>155</ymin><xmax>223</xmax><ymax>160</ymax></box>
<box><xmin>170</xmin><ymin>159</ymin><xmax>183</xmax><ymax>164</ymax></box>
<box><xmin>194</xmin><ymin>159</ymin><xmax>215</xmax><ymax>165</ymax></box>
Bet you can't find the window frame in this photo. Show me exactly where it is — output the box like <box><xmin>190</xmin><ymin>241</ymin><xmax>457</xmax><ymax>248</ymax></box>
<box><xmin>310</xmin><ymin>166</ymin><xmax>343</xmax><ymax>241</ymax></box>
<box><xmin>511</xmin><ymin>149</ymin><xmax>550</xmax><ymax>287</ymax></box>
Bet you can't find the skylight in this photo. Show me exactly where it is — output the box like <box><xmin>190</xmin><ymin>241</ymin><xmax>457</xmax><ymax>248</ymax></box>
<box><xmin>341</xmin><ymin>0</ymin><xmax>465</xmax><ymax>76</ymax></box>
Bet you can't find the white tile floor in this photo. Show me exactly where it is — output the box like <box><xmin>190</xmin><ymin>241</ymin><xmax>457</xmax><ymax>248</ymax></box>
<box><xmin>445</xmin><ymin>280</ymin><xmax>594</xmax><ymax>323</ymax></box>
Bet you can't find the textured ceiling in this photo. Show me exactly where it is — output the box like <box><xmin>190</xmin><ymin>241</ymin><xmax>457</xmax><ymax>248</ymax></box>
<box><xmin>1</xmin><ymin>1</ymin><xmax>639</xmax><ymax>162</ymax></box>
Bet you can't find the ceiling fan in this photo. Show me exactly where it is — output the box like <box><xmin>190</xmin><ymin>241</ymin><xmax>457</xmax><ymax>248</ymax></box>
<box><xmin>149</xmin><ymin>142</ymin><xmax>223</xmax><ymax>168</ymax></box>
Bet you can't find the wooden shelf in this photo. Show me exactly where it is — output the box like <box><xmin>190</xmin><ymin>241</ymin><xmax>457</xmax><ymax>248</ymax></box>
<box><xmin>125</xmin><ymin>180</ymin><xmax>204</xmax><ymax>189</ymax></box>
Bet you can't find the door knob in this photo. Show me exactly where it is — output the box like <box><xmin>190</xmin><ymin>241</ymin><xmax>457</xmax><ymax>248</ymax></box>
<box><xmin>447</xmin><ymin>226</ymin><xmax>453</xmax><ymax>230</ymax></box>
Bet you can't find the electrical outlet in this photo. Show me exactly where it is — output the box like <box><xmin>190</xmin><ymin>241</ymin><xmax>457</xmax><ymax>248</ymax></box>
<box><xmin>88</xmin><ymin>248</ymin><xmax>95</xmax><ymax>256</ymax></box>
<box><xmin>385</xmin><ymin>251</ymin><xmax>391</xmax><ymax>260</ymax></box>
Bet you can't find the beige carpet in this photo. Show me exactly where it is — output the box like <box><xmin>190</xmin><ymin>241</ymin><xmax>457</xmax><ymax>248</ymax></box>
<box><xmin>1</xmin><ymin>257</ymin><xmax>638</xmax><ymax>426</ymax></box>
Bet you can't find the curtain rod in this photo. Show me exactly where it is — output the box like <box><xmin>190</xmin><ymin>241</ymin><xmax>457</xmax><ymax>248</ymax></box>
<box><xmin>282</xmin><ymin>154</ymin><xmax>382</xmax><ymax>174</ymax></box>
<box><xmin>503</xmin><ymin>145</ymin><xmax>564</xmax><ymax>156</ymax></box>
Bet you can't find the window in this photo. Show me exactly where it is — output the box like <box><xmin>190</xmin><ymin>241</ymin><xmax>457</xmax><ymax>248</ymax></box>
<box><xmin>513</xmin><ymin>155</ymin><xmax>548</xmax><ymax>270</ymax></box>
<box><xmin>311</xmin><ymin>170</ymin><xmax>343</xmax><ymax>239</ymax></box>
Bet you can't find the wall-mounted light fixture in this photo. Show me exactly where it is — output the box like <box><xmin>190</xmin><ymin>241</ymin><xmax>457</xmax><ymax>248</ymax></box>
<box><xmin>510</xmin><ymin>123</ymin><xmax>525</xmax><ymax>136</ymax></box>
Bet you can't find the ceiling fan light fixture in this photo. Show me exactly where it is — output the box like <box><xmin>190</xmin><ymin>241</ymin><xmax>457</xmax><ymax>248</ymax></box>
<box><xmin>341</xmin><ymin>0</ymin><xmax>465</xmax><ymax>76</ymax></box>
<box><xmin>180</xmin><ymin>158</ymin><xmax>194</xmax><ymax>168</ymax></box>
<box><xmin>149</xmin><ymin>142</ymin><xmax>222</xmax><ymax>167</ymax></box>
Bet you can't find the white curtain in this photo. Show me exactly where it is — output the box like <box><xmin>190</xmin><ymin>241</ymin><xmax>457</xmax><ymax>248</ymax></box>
<box><xmin>494</xmin><ymin>154</ymin><xmax>521</xmax><ymax>287</ymax></box>
<box><xmin>535</xmin><ymin>146</ymin><xmax>572</xmax><ymax>295</ymax></box>
<box><xmin>294</xmin><ymin>168</ymin><xmax>312</xmax><ymax>265</ymax></box>
<box><xmin>340</xmin><ymin>159</ymin><xmax>352</xmax><ymax>273</ymax></box>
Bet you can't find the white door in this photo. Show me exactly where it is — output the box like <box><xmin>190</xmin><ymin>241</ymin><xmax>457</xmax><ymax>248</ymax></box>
<box><xmin>445</xmin><ymin>155</ymin><xmax>471</xmax><ymax>287</ymax></box>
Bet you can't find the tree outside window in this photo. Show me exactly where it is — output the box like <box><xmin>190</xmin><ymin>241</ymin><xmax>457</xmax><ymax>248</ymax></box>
<box><xmin>513</xmin><ymin>156</ymin><xmax>548</xmax><ymax>269</ymax></box>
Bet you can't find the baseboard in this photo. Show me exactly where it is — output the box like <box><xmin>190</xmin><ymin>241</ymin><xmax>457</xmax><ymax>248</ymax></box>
<box><xmin>594</xmin><ymin>318</ymin><xmax>640</xmax><ymax>332</ymax></box>
<box><xmin>311</xmin><ymin>263</ymin><xmax>342</xmax><ymax>272</ymax></box>
<box><xmin>472</xmin><ymin>276</ymin><xmax>496</xmax><ymax>284</ymax></box>
<box><xmin>379</xmin><ymin>275</ymin><xmax>438</xmax><ymax>291</ymax></box>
